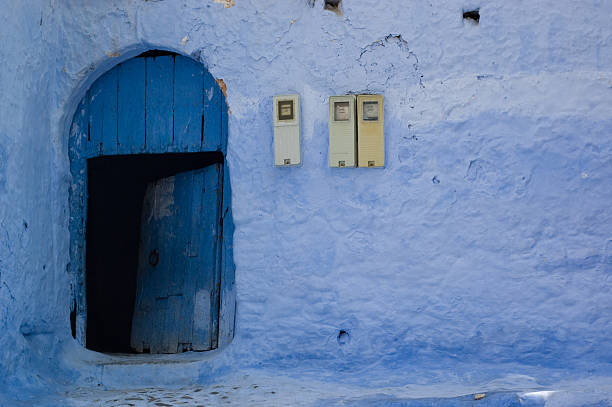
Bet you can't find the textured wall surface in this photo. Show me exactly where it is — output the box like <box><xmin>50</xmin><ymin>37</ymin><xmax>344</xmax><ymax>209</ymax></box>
<box><xmin>0</xmin><ymin>0</ymin><xmax>611</xmax><ymax>404</ymax></box>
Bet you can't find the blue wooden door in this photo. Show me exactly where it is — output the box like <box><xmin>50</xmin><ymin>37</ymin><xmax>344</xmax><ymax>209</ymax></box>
<box><xmin>130</xmin><ymin>163</ymin><xmax>222</xmax><ymax>353</ymax></box>
<box><xmin>69</xmin><ymin>51</ymin><xmax>235</xmax><ymax>353</ymax></box>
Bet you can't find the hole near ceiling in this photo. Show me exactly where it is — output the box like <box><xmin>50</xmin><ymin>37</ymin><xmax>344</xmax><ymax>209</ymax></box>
<box><xmin>463</xmin><ymin>8</ymin><xmax>480</xmax><ymax>24</ymax></box>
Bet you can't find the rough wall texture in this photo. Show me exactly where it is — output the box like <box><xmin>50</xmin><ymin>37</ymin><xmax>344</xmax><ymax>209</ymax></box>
<box><xmin>0</xmin><ymin>0</ymin><xmax>611</xmax><ymax>402</ymax></box>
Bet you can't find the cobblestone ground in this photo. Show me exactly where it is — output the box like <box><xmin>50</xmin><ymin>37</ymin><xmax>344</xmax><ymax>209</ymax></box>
<box><xmin>69</xmin><ymin>385</ymin><xmax>283</xmax><ymax>407</ymax></box>
<box><xmin>67</xmin><ymin>377</ymin><xmax>334</xmax><ymax>407</ymax></box>
<box><xmin>49</xmin><ymin>371</ymin><xmax>612</xmax><ymax>407</ymax></box>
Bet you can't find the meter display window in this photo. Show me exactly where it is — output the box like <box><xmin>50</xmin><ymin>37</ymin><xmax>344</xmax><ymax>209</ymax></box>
<box><xmin>334</xmin><ymin>101</ymin><xmax>350</xmax><ymax>121</ymax></box>
<box><xmin>278</xmin><ymin>100</ymin><xmax>294</xmax><ymax>121</ymax></box>
<box><xmin>362</xmin><ymin>101</ymin><xmax>379</xmax><ymax>121</ymax></box>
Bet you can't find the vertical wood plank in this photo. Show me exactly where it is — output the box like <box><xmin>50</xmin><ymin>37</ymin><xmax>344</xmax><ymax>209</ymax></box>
<box><xmin>220</xmin><ymin>93</ymin><xmax>229</xmax><ymax>155</ymax></box>
<box><xmin>210</xmin><ymin>164</ymin><xmax>224</xmax><ymax>349</ymax></box>
<box><xmin>117</xmin><ymin>58</ymin><xmax>146</xmax><ymax>154</ymax></box>
<box><xmin>145</xmin><ymin>55</ymin><xmax>174</xmax><ymax>153</ymax></box>
<box><xmin>202</xmin><ymin>72</ymin><xmax>222</xmax><ymax>151</ymax></box>
<box><xmin>162</xmin><ymin>172</ymin><xmax>192</xmax><ymax>353</ymax></box>
<box><xmin>178</xmin><ymin>170</ymin><xmax>203</xmax><ymax>348</ymax></box>
<box><xmin>81</xmin><ymin>90</ymin><xmax>97</xmax><ymax>159</ymax></box>
<box><xmin>152</xmin><ymin>175</ymin><xmax>176</xmax><ymax>353</ymax></box>
<box><xmin>163</xmin><ymin>295</ymin><xmax>182</xmax><ymax>353</ymax></box>
<box><xmin>218</xmin><ymin>164</ymin><xmax>236</xmax><ymax>347</ymax></box>
<box><xmin>174</xmin><ymin>57</ymin><xmax>204</xmax><ymax>152</ymax></box>
<box><xmin>191</xmin><ymin>163</ymin><xmax>221</xmax><ymax>350</ymax></box>
<box><xmin>169</xmin><ymin>174</ymin><xmax>190</xmax><ymax>297</ymax></box>
<box><xmin>218</xmin><ymin>89</ymin><xmax>234</xmax><ymax>347</ymax></box>
<box><xmin>89</xmin><ymin>69</ymin><xmax>118</xmax><ymax>156</ymax></box>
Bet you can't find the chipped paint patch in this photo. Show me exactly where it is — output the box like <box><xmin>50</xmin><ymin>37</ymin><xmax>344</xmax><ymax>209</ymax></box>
<box><xmin>193</xmin><ymin>290</ymin><xmax>211</xmax><ymax>329</ymax></box>
<box><xmin>215</xmin><ymin>78</ymin><xmax>227</xmax><ymax>99</ymax></box>
<box><xmin>213</xmin><ymin>0</ymin><xmax>234</xmax><ymax>8</ymax></box>
<box><xmin>145</xmin><ymin>176</ymin><xmax>175</xmax><ymax>222</ymax></box>
<box><xmin>215</xmin><ymin>78</ymin><xmax>231</xmax><ymax>114</ymax></box>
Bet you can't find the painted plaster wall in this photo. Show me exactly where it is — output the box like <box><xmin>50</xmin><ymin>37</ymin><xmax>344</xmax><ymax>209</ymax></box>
<box><xmin>0</xmin><ymin>0</ymin><xmax>611</xmax><ymax>400</ymax></box>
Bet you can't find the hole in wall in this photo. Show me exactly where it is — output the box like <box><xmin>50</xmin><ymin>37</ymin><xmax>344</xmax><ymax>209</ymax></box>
<box><xmin>324</xmin><ymin>0</ymin><xmax>342</xmax><ymax>16</ymax></box>
<box><xmin>85</xmin><ymin>152</ymin><xmax>222</xmax><ymax>354</ymax></box>
<box><xmin>337</xmin><ymin>329</ymin><xmax>350</xmax><ymax>345</ymax></box>
<box><xmin>463</xmin><ymin>8</ymin><xmax>480</xmax><ymax>24</ymax></box>
<box><xmin>70</xmin><ymin>298</ymin><xmax>77</xmax><ymax>339</ymax></box>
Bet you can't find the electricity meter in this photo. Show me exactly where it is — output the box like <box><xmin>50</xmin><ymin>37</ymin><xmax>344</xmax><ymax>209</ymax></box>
<box><xmin>329</xmin><ymin>95</ymin><xmax>357</xmax><ymax>167</ymax></box>
<box><xmin>273</xmin><ymin>94</ymin><xmax>301</xmax><ymax>166</ymax></box>
<box><xmin>357</xmin><ymin>94</ymin><xmax>384</xmax><ymax>168</ymax></box>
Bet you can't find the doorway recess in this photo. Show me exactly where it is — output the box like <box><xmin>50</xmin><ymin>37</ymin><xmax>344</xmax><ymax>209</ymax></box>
<box><xmin>68</xmin><ymin>51</ymin><xmax>235</xmax><ymax>355</ymax></box>
<box><xmin>85</xmin><ymin>153</ymin><xmax>222</xmax><ymax>353</ymax></box>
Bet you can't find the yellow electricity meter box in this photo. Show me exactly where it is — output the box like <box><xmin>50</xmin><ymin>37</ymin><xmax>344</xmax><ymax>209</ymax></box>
<box><xmin>357</xmin><ymin>94</ymin><xmax>384</xmax><ymax>168</ymax></box>
<box><xmin>273</xmin><ymin>94</ymin><xmax>301</xmax><ymax>166</ymax></box>
<box><xmin>328</xmin><ymin>95</ymin><xmax>357</xmax><ymax>167</ymax></box>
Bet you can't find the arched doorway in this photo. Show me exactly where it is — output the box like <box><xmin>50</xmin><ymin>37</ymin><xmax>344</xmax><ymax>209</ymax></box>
<box><xmin>68</xmin><ymin>50</ymin><xmax>235</xmax><ymax>354</ymax></box>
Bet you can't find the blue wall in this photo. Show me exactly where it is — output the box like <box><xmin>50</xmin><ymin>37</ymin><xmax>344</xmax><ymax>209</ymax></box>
<box><xmin>0</xmin><ymin>0</ymin><xmax>611</xmax><ymax>401</ymax></box>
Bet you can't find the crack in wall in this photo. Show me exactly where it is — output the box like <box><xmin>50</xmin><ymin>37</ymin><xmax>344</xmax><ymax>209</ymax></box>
<box><xmin>358</xmin><ymin>34</ymin><xmax>424</xmax><ymax>90</ymax></box>
<box><xmin>2</xmin><ymin>281</ymin><xmax>15</xmax><ymax>302</ymax></box>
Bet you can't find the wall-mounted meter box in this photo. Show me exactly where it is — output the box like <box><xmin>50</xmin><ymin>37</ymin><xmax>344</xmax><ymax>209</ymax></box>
<box><xmin>329</xmin><ymin>95</ymin><xmax>357</xmax><ymax>167</ymax></box>
<box><xmin>357</xmin><ymin>94</ymin><xmax>384</xmax><ymax>168</ymax></box>
<box><xmin>273</xmin><ymin>94</ymin><xmax>301</xmax><ymax>166</ymax></box>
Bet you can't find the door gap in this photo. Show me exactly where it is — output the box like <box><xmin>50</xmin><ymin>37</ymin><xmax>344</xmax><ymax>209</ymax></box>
<box><xmin>85</xmin><ymin>152</ymin><xmax>222</xmax><ymax>354</ymax></box>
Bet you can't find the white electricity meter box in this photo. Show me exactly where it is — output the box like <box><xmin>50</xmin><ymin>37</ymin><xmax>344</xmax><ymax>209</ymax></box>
<box><xmin>328</xmin><ymin>95</ymin><xmax>357</xmax><ymax>168</ymax></box>
<box><xmin>273</xmin><ymin>94</ymin><xmax>301</xmax><ymax>166</ymax></box>
<box><xmin>357</xmin><ymin>94</ymin><xmax>384</xmax><ymax>167</ymax></box>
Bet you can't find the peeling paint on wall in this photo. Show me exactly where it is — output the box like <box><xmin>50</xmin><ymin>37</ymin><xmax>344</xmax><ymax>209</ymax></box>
<box><xmin>213</xmin><ymin>0</ymin><xmax>234</xmax><ymax>8</ymax></box>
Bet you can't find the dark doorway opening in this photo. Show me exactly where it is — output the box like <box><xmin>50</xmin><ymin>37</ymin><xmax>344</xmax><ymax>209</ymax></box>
<box><xmin>85</xmin><ymin>152</ymin><xmax>223</xmax><ymax>353</ymax></box>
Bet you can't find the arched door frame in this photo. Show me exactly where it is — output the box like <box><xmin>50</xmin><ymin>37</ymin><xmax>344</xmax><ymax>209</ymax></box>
<box><xmin>67</xmin><ymin>49</ymin><xmax>235</xmax><ymax>352</ymax></box>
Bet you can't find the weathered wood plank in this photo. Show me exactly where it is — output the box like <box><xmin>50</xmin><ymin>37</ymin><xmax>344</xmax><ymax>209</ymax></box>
<box><xmin>191</xmin><ymin>163</ymin><xmax>221</xmax><ymax>350</ymax></box>
<box><xmin>161</xmin><ymin>171</ymin><xmax>193</xmax><ymax>353</ymax></box>
<box><xmin>89</xmin><ymin>69</ymin><xmax>118</xmax><ymax>156</ymax></box>
<box><xmin>174</xmin><ymin>57</ymin><xmax>204</xmax><ymax>152</ymax></box>
<box><xmin>210</xmin><ymin>164</ymin><xmax>224</xmax><ymax>349</ymax></box>
<box><xmin>117</xmin><ymin>58</ymin><xmax>146</xmax><ymax>154</ymax></box>
<box><xmin>150</xmin><ymin>176</ymin><xmax>176</xmax><ymax>353</ymax></box>
<box><xmin>218</xmin><ymin>163</ymin><xmax>236</xmax><ymax>348</ymax></box>
<box><xmin>178</xmin><ymin>170</ymin><xmax>203</xmax><ymax>347</ymax></box>
<box><xmin>202</xmin><ymin>72</ymin><xmax>222</xmax><ymax>151</ymax></box>
<box><xmin>145</xmin><ymin>55</ymin><xmax>174</xmax><ymax>153</ymax></box>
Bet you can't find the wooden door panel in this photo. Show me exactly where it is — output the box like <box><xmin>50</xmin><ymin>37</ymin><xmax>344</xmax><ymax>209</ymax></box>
<box><xmin>174</xmin><ymin>57</ymin><xmax>204</xmax><ymax>152</ymax></box>
<box><xmin>69</xmin><ymin>52</ymin><xmax>233</xmax><ymax>353</ymax></box>
<box><xmin>145</xmin><ymin>55</ymin><xmax>174</xmax><ymax>153</ymax></box>
<box><xmin>117</xmin><ymin>58</ymin><xmax>146</xmax><ymax>154</ymax></box>
<box><xmin>130</xmin><ymin>164</ymin><xmax>221</xmax><ymax>353</ymax></box>
<box><xmin>202</xmin><ymin>72</ymin><xmax>222</xmax><ymax>151</ymax></box>
<box><xmin>89</xmin><ymin>69</ymin><xmax>118</xmax><ymax>156</ymax></box>
<box><xmin>191</xmin><ymin>164</ymin><xmax>222</xmax><ymax>350</ymax></box>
